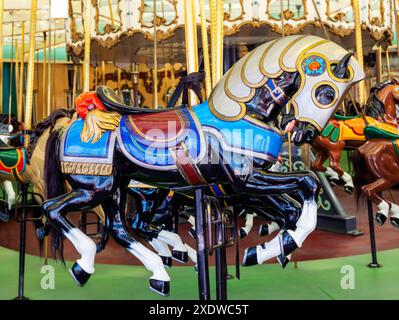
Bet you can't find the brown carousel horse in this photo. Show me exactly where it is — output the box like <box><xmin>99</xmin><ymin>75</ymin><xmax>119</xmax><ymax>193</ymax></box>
<box><xmin>311</xmin><ymin>79</ymin><xmax>399</xmax><ymax>193</ymax></box>
<box><xmin>351</xmin><ymin>102</ymin><xmax>399</xmax><ymax>229</ymax></box>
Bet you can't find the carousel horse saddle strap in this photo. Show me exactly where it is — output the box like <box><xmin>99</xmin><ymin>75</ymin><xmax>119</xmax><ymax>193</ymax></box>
<box><xmin>364</xmin><ymin>124</ymin><xmax>399</xmax><ymax>140</ymax></box>
<box><xmin>60</xmin><ymin>118</ymin><xmax>117</xmax><ymax>176</ymax></box>
<box><xmin>0</xmin><ymin>147</ymin><xmax>27</xmax><ymax>180</ymax></box>
<box><xmin>117</xmin><ymin>107</ymin><xmax>205</xmax><ymax>173</ymax></box>
<box><xmin>96</xmin><ymin>85</ymin><xmax>184</xmax><ymax>115</ymax></box>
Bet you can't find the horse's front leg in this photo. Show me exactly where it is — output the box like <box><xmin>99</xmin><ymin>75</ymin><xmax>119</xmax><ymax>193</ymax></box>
<box><xmin>3</xmin><ymin>180</ymin><xmax>16</xmax><ymax>210</ymax></box>
<box><xmin>42</xmin><ymin>189</ymin><xmax>100</xmax><ymax>286</ymax></box>
<box><xmin>240</xmin><ymin>170</ymin><xmax>319</xmax><ymax>268</ymax></box>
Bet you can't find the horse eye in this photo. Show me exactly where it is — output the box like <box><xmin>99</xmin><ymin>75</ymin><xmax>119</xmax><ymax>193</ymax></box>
<box><xmin>315</xmin><ymin>84</ymin><xmax>336</xmax><ymax>106</ymax></box>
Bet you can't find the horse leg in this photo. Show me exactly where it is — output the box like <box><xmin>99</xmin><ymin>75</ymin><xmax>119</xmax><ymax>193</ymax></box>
<box><xmin>239</xmin><ymin>212</ymin><xmax>255</xmax><ymax>239</ymax></box>
<box><xmin>102</xmin><ymin>187</ymin><xmax>170</xmax><ymax>296</ymax></box>
<box><xmin>329</xmin><ymin>148</ymin><xmax>354</xmax><ymax>193</ymax></box>
<box><xmin>42</xmin><ymin>190</ymin><xmax>99</xmax><ymax>286</ymax></box>
<box><xmin>389</xmin><ymin>202</ymin><xmax>399</xmax><ymax>228</ymax></box>
<box><xmin>259</xmin><ymin>221</ymin><xmax>280</xmax><ymax>237</ymax></box>
<box><xmin>325</xmin><ymin>167</ymin><xmax>340</xmax><ymax>186</ymax></box>
<box><xmin>240</xmin><ymin>170</ymin><xmax>319</xmax><ymax>268</ymax></box>
<box><xmin>311</xmin><ymin>148</ymin><xmax>328</xmax><ymax>173</ymax></box>
<box><xmin>156</xmin><ymin>230</ymin><xmax>188</xmax><ymax>263</ymax></box>
<box><xmin>3</xmin><ymin>180</ymin><xmax>16</xmax><ymax>210</ymax></box>
<box><xmin>149</xmin><ymin>238</ymin><xmax>173</xmax><ymax>268</ymax></box>
<box><xmin>362</xmin><ymin>179</ymin><xmax>395</xmax><ymax>226</ymax></box>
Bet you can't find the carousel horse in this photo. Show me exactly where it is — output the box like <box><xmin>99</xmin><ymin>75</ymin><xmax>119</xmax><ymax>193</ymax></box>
<box><xmin>311</xmin><ymin>79</ymin><xmax>399</xmax><ymax>193</ymax></box>
<box><xmin>351</xmin><ymin>85</ymin><xmax>399</xmax><ymax>227</ymax></box>
<box><xmin>0</xmin><ymin>115</ymin><xmax>25</xmax><ymax>221</ymax></box>
<box><xmin>41</xmin><ymin>35</ymin><xmax>364</xmax><ymax>296</ymax></box>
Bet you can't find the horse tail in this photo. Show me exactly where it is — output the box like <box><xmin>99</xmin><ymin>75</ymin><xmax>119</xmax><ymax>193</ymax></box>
<box><xmin>350</xmin><ymin>149</ymin><xmax>367</xmax><ymax>208</ymax></box>
<box><xmin>44</xmin><ymin>129</ymin><xmax>66</xmax><ymax>262</ymax></box>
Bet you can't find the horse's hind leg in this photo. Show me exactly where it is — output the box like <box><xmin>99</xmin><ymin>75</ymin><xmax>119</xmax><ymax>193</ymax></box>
<box><xmin>150</xmin><ymin>238</ymin><xmax>173</xmax><ymax>268</ymax></box>
<box><xmin>362</xmin><ymin>179</ymin><xmax>395</xmax><ymax>226</ymax></box>
<box><xmin>103</xmin><ymin>188</ymin><xmax>170</xmax><ymax>296</ymax></box>
<box><xmin>42</xmin><ymin>190</ymin><xmax>98</xmax><ymax>286</ymax></box>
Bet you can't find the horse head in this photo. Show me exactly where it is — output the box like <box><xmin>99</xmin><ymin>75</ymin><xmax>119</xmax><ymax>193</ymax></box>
<box><xmin>282</xmin><ymin>38</ymin><xmax>364</xmax><ymax>145</ymax></box>
<box><xmin>208</xmin><ymin>35</ymin><xmax>365</xmax><ymax>146</ymax></box>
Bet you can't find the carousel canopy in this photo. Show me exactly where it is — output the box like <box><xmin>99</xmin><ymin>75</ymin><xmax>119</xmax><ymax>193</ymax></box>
<box><xmin>64</xmin><ymin>0</ymin><xmax>394</xmax><ymax>67</ymax></box>
<box><xmin>0</xmin><ymin>1</ymin><xmax>396</xmax><ymax>65</ymax></box>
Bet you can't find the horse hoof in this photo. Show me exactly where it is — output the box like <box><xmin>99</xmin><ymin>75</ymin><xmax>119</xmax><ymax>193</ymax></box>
<box><xmin>344</xmin><ymin>186</ymin><xmax>354</xmax><ymax>194</ymax></box>
<box><xmin>69</xmin><ymin>262</ymin><xmax>91</xmax><ymax>287</ymax></box>
<box><xmin>242</xmin><ymin>246</ymin><xmax>258</xmax><ymax>267</ymax></box>
<box><xmin>239</xmin><ymin>228</ymin><xmax>247</xmax><ymax>239</ymax></box>
<box><xmin>194</xmin><ymin>265</ymin><xmax>198</xmax><ymax>274</ymax></box>
<box><xmin>390</xmin><ymin>217</ymin><xmax>399</xmax><ymax>228</ymax></box>
<box><xmin>189</xmin><ymin>228</ymin><xmax>196</xmax><ymax>239</ymax></box>
<box><xmin>227</xmin><ymin>274</ymin><xmax>234</xmax><ymax>280</ymax></box>
<box><xmin>259</xmin><ymin>224</ymin><xmax>269</xmax><ymax>237</ymax></box>
<box><xmin>172</xmin><ymin>250</ymin><xmax>188</xmax><ymax>263</ymax></box>
<box><xmin>0</xmin><ymin>212</ymin><xmax>9</xmax><ymax>223</ymax></box>
<box><xmin>329</xmin><ymin>178</ymin><xmax>339</xmax><ymax>187</ymax></box>
<box><xmin>160</xmin><ymin>256</ymin><xmax>172</xmax><ymax>268</ymax></box>
<box><xmin>277</xmin><ymin>254</ymin><xmax>290</xmax><ymax>269</ymax></box>
<box><xmin>375</xmin><ymin>212</ymin><xmax>387</xmax><ymax>226</ymax></box>
<box><xmin>149</xmin><ymin>279</ymin><xmax>170</xmax><ymax>297</ymax></box>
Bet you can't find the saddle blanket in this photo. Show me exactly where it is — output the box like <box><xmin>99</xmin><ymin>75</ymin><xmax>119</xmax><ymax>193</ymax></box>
<box><xmin>0</xmin><ymin>147</ymin><xmax>26</xmax><ymax>180</ymax></box>
<box><xmin>117</xmin><ymin>108</ymin><xmax>205</xmax><ymax>171</ymax></box>
<box><xmin>193</xmin><ymin>101</ymin><xmax>283</xmax><ymax>162</ymax></box>
<box><xmin>60</xmin><ymin>118</ymin><xmax>116</xmax><ymax>175</ymax></box>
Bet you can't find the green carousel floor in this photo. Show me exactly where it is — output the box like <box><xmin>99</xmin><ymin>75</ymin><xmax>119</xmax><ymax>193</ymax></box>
<box><xmin>0</xmin><ymin>246</ymin><xmax>399</xmax><ymax>300</ymax></box>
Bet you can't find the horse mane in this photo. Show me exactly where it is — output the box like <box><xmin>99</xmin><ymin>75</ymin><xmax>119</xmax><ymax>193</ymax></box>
<box><xmin>365</xmin><ymin>80</ymin><xmax>399</xmax><ymax>118</ymax></box>
<box><xmin>28</xmin><ymin>108</ymin><xmax>74</xmax><ymax>154</ymax></box>
<box><xmin>34</xmin><ymin>108</ymin><xmax>74</xmax><ymax>138</ymax></box>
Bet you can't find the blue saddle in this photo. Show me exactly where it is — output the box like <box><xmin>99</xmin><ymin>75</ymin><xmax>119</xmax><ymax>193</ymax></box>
<box><xmin>193</xmin><ymin>101</ymin><xmax>283</xmax><ymax>162</ymax></box>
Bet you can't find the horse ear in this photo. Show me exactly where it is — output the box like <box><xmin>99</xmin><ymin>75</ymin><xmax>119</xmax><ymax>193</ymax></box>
<box><xmin>333</xmin><ymin>53</ymin><xmax>353</xmax><ymax>79</ymax></box>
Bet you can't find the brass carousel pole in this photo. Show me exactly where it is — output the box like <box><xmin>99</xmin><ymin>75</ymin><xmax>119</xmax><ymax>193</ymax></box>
<box><xmin>72</xmin><ymin>64</ymin><xmax>78</xmax><ymax>106</ymax></box>
<box><xmin>210</xmin><ymin>0</ymin><xmax>217</xmax><ymax>87</ymax></box>
<box><xmin>184</xmin><ymin>0</ymin><xmax>199</xmax><ymax>105</ymax></box>
<box><xmin>17</xmin><ymin>0</ymin><xmax>38</xmax><ymax>301</ymax></box>
<box><xmin>102</xmin><ymin>60</ymin><xmax>106</xmax><ymax>85</ymax></box>
<box><xmin>392</xmin><ymin>0</ymin><xmax>399</xmax><ymax>60</ymax></box>
<box><xmin>352</xmin><ymin>0</ymin><xmax>366</xmax><ymax>105</ymax></box>
<box><xmin>0</xmin><ymin>0</ymin><xmax>4</xmax><ymax>114</ymax></box>
<box><xmin>42</xmin><ymin>32</ymin><xmax>47</xmax><ymax>119</ymax></box>
<box><xmin>376</xmin><ymin>46</ymin><xmax>382</xmax><ymax>83</ymax></box>
<box><xmin>199</xmin><ymin>0</ymin><xmax>212</xmax><ymax>97</ymax></box>
<box><xmin>18</xmin><ymin>22</ymin><xmax>25</xmax><ymax>122</ymax></box>
<box><xmin>15</xmin><ymin>39</ymin><xmax>19</xmax><ymax>121</ymax></box>
<box><xmin>47</xmin><ymin>13</ymin><xmax>52</xmax><ymax>117</ymax></box>
<box><xmin>51</xmin><ymin>24</ymin><xmax>56</xmax><ymax>112</ymax></box>
<box><xmin>8</xmin><ymin>22</ymin><xmax>15</xmax><ymax>123</ymax></box>
<box><xmin>153</xmin><ymin>0</ymin><xmax>158</xmax><ymax>108</ymax></box>
<box><xmin>83</xmin><ymin>0</ymin><xmax>92</xmax><ymax>92</ymax></box>
<box><xmin>216</xmin><ymin>0</ymin><xmax>224</xmax><ymax>81</ymax></box>
<box><xmin>385</xmin><ymin>48</ymin><xmax>391</xmax><ymax>80</ymax></box>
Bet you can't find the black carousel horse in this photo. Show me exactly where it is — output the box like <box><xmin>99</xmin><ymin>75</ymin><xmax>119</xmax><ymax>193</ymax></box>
<box><xmin>41</xmin><ymin>36</ymin><xmax>364</xmax><ymax>296</ymax></box>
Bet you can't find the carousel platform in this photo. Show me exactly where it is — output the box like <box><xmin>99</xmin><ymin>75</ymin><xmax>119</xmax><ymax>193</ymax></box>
<box><xmin>0</xmin><ymin>245</ymin><xmax>399</xmax><ymax>300</ymax></box>
<box><xmin>1</xmin><ymin>188</ymin><xmax>399</xmax><ymax>266</ymax></box>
